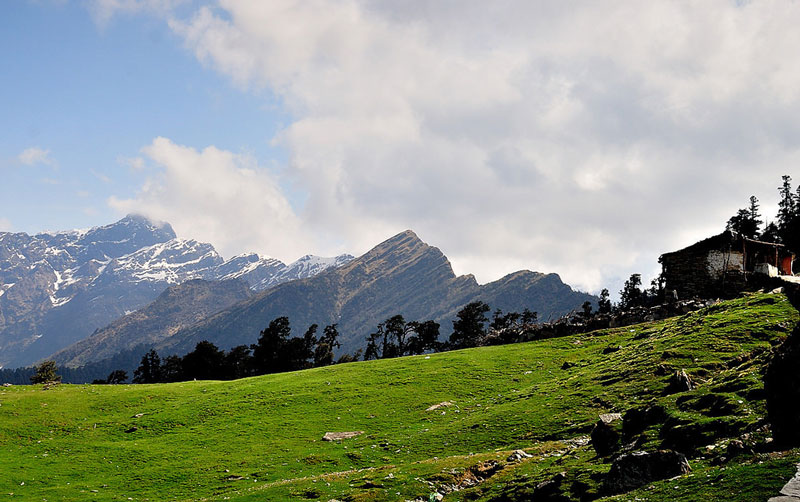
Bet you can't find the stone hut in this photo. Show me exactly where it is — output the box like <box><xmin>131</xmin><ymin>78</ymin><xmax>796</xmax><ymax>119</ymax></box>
<box><xmin>659</xmin><ymin>231</ymin><xmax>795</xmax><ymax>299</ymax></box>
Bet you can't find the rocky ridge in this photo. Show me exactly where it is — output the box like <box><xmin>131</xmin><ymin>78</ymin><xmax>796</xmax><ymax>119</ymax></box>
<box><xmin>153</xmin><ymin>229</ymin><xmax>596</xmax><ymax>356</ymax></box>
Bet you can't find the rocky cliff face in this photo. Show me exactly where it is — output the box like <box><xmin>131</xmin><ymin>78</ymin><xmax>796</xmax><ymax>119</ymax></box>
<box><xmin>0</xmin><ymin>215</ymin><xmax>352</xmax><ymax>368</ymax></box>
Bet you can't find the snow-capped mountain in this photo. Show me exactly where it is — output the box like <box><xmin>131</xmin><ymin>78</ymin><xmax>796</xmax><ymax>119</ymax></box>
<box><xmin>0</xmin><ymin>215</ymin><xmax>353</xmax><ymax>368</ymax></box>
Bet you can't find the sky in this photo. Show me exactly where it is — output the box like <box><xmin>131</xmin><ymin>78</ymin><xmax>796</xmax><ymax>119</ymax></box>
<box><xmin>2</xmin><ymin>0</ymin><xmax>800</xmax><ymax>296</ymax></box>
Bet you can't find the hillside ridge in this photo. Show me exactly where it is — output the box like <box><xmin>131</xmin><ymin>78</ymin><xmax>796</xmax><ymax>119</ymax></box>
<box><xmin>2</xmin><ymin>293</ymin><xmax>797</xmax><ymax>501</ymax></box>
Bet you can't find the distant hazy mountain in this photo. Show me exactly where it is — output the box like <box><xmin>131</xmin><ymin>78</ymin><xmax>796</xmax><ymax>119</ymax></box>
<box><xmin>0</xmin><ymin>215</ymin><xmax>352</xmax><ymax>368</ymax></box>
<box><xmin>50</xmin><ymin>279</ymin><xmax>253</xmax><ymax>367</ymax></box>
<box><xmin>147</xmin><ymin>230</ymin><xmax>597</xmax><ymax>357</ymax></box>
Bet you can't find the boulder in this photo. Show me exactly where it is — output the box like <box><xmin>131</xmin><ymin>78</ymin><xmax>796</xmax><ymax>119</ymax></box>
<box><xmin>622</xmin><ymin>404</ymin><xmax>667</xmax><ymax>437</ymax></box>
<box><xmin>665</xmin><ymin>369</ymin><xmax>694</xmax><ymax>394</ymax></box>
<box><xmin>322</xmin><ymin>431</ymin><xmax>363</xmax><ymax>441</ymax></box>
<box><xmin>591</xmin><ymin>413</ymin><xmax>623</xmax><ymax>457</ymax></box>
<box><xmin>779</xmin><ymin>463</ymin><xmax>800</xmax><ymax>498</ymax></box>
<box><xmin>425</xmin><ymin>401</ymin><xmax>453</xmax><ymax>411</ymax></box>
<box><xmin>603</xmin><ymin>450</ymin><xmax>690</xmax><ymax>495</ymax></box>
<box><xmin>506</xmin><ymin>449</ymin><xmax>532</xmax><ymax>462</ymax></box>
<box><xmin>765</xmin><ymin>323</ymin><xmax>800</xmax><ymax>447</ymax></box>
<box><xmin>532</xmin><ymin>471</ymin><xmax>570</xmax><ymax>501</ymax></box>
<box><xmin>725</xmin><ymin>439</ymin><xmax>753</xmax><ymax>458</ymax></box>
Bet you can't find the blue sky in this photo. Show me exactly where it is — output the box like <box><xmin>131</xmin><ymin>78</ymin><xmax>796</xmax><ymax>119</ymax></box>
<box><xmin>2</xmin><ymin>1</ymin><xmax>800</xmax><ymax>295</ymax></box>
<box><xmin>1</xmin><ymin>1</ymin><xmax>287</xmax><ymax>232</ymax></box>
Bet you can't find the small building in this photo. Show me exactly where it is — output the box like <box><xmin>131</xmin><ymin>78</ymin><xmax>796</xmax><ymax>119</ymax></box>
<box><xmin>659</xmin><ymin>231</ymin><xmax>795</xmax><ymax>299</ymax></box>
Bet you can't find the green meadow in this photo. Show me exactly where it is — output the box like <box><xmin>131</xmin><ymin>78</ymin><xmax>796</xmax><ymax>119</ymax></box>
<box><xmin>1</xmin><ymin>293</ymin><xmax>798</xmax><ymax>501</ymax></box>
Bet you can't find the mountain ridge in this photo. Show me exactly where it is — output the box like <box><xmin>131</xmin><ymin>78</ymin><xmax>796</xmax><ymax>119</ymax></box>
<box><xmin>147</xmin><ymin>229</ymin><xmax>595</xmax><ymax>357</ymax></box>
<box><xmin>0</xmin><ymin>214</ymin><xmax>352</xmax><ymax>367</ymax></box>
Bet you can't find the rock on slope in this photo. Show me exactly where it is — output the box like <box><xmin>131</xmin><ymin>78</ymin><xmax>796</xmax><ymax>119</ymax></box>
<box><xmin>154</xmin><ymin>230</ymin><xmax>597</xmax><ymax>356</ymax></box>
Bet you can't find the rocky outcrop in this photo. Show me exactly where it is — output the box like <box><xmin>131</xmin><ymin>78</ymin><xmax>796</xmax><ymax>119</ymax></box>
<box><xmin>665</xmin><ymin>368</ymin><xmax>694</xmax><ymax>394</ymax></box>
<box><xmin>768</xmin><ymin>463</ymin><xmax>800</xmax><ymax>502</ymax></box>
<box><xmin>765</xmin><ymin>282</ymin><xmax>800</xmax><ymax>448</ymax></box>
<box><xmin>603</xmin><ymin>450</ymin><xmax>690</xmax><ymax>495</ymax></box>
<box><xmin>591</xmin><ymin>413</ymin><xmax>623</xmax><ymax>457</ymax></box>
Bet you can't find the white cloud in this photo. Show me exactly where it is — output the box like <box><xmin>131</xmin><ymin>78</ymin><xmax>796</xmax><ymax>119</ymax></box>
<box><xmin>109</xmin><ymin>137</ymin><xmax>310</xmax><ymax>260</ymax></box>
<box><xmin>18</xmin><ymin>147</ymin><xmax>55</xmax><ymax>167</ymax></box>
<box><xmin>90</xmin><ymin>169</ymin><xmax>113</xmax><ymax>184</ymax></box>
<box><xmin>113</xmin><ymin>1</ymin><xmax>800</xmax><ymax>293</ymax></box>
<box><xmin>118</xmin><ymin>156</ymin><xmax>146</xmax><ymax>171</ymax></box>
<box><xmin>0</xmin><ymin>218</ymin><xmax>12</xmax><ymax>232</ymax></box>
<box><xmin>87</xmin><ymin>0</ymin><xmax>185</xmax><ymax>27</ymax></box>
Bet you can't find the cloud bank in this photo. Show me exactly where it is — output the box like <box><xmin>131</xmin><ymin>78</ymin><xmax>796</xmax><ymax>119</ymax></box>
<box><xmin>110</xmin><ymin>137</ymin><xmax>310</xmax><ymax>259</ymax></box>
<box><xmin>105</xmin><ymin>1</ymin><xmax>800</xmax><ymax>292</ymax></box>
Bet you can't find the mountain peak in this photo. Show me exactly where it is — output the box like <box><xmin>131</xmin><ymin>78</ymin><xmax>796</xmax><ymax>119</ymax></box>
<box><xmin>359</xmin><ymin>229</ymin><xmax>432</xmax><ymax>263</ymax></box>
<box><xmin>389</xmin><ymin>229</ymin><xmax>421</xmax><ymax>242</ymax></box>
<box><xmin>117</xmin><ymin>214</ymin><xmax>176</xmax><ymax>239</ymax></box>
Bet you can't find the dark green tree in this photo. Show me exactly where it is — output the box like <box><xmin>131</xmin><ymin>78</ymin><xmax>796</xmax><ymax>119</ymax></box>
<box><xmin>775</xmin><ymin>176</ymin><xmax>800</xmax><ymax>252</ymax></box>
<box><xmin>598</xmin><ymin>289</ymin><xmax>612</xmax><ymax>314</ymax></box>
<box><xmin>182</xmin><ymin>341</ymin><xmax>226</xmax><ymax>380</ymax></box>
<box><xmin>761</xmin><ymin>221</ymin><xmax>781</xmax><ymax>243</ymax></box>
<box><xmin>314</xmin><ymin>324</ymin><xmax>340</xmax><ymax>367</ymax></box>
<box><xmin>224</xmin><ymin>345</ymin><xmax>253</xmax><ymax>379</ymax></box>
<box><xmin>252</xmin><ymin>316</ymin><xmax>292</xmax><ymax>374</ymax></box>
<box><xmin>364</xmin><ymin>330</ymin><xmax>381</xmax><ymax>361</ymax></box>
<box><xmin>301</xmin><ymin>324</ymin><xmax>319</xmax><ymax>366</ymax></box>
<box><xmin>490</xmin><ymin>309</ymin><xmax>521</xmax><ymax>331</ymax></box>
<box><xmin>449</xmin><ymin>301</ymin><xmax>490</xmax><ymax>349</ymax></box>
<box><xmin>133</xmin><ymin>349</ymin><xmax>162</xmax><ymax>383</ymax></box>
<box><xmin>160</xmin><ymin>355</ymin><xmax>184</xmax><ymax>382</ymax></box>
<box><xmin>619</xmin><ymin>274</ymin><xmax>643</xmax><ymax>310</ymax></box>
<box><xmin>368</xmin><ymin>318</ymin><xmax>395</xmax><ymax>359</ymax></box>
<box><xmin>406</xmin><ymin>320</ymin><xmax>441</xmax><ymax>354</ymax></box>
<box><xmin>336</xmin><ymin>350</ymin><xmax>363</xmax><ymax>364</ymax></box>
<box><xmin>384</xmin><ymin>315</ymin><xmax>408</xmax><ymax>358</ymax></box>
<box><xmin>777</xmin><ymin>175</ymin><xmax>795</xmax><ymax>231</ymax></box>
<box><xmin>30</xmin><ymin>360</ymin><xmax>60</xmax><ymax>384</ymax></box>
<box><xmin>521</xmin><ymin>308</ymin><xmax>538</xmax><ymax>325</ymax></box>
<box><xmin>105</xmin><ymin>369</ymin><xmax>128</xmax><ymax>384</ymax></box>
<box><xmin>727</xmin><ymin>208</ymin><xmax>759</xmax><ymax>239</ymax></box>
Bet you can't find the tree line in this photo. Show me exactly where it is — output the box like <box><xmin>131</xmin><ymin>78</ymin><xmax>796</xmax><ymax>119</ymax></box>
<box><xmin>130</xmin><ymin>319</ymin><xmax>353</xmax><ymax>383</ymax></box>
<box><xmin>29</xmin><ymin>284</ymin><xmax>704</xmax><ymax>386</ymax></box>
<box><xmin>124</xmin><ymin>301</ymin><xmax>544</xmax><ymax>383</ymax></box>
<box><xmin>726</xmin><ymin>174</ymin><xmax>800</xmax><ymax>252</ymax></box>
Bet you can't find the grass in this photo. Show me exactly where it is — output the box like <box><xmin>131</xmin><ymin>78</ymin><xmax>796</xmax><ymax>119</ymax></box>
<box><xmin>0</xmin><ymin>292</ymin><xmax>798</xmax><ymax>501</ymax></box>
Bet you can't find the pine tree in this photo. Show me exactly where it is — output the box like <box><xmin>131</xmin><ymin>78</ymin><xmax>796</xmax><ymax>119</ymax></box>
<box><xmin>449</xmin><ymin>301</ymin><xmax>490</xmax><ymax>349</ymax></box>
<box><xmin>133</xmin><ymin>349</ymin><xmax>162</xmax><ymax>383</ymax></box>
<box><xmin>777</xmin><ymin>176</ymin><xmax>795</xmax><ymax>230</ymax></box>
<box><xmin>619</xmin><ymin>274</ymin><xmax>642</xmax><ymax>309</ymax></box>
<box><xmin>252</xmin><ymin>317</ymin><xmax>291</xmax><ymax>374</ymax></box>
<box><xmin>30</xmin><ymin>360</ymin><xmax>60</xmax><ymax>384</ymax></box>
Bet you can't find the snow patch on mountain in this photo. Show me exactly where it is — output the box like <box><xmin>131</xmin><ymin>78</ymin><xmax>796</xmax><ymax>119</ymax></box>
<box><xmin>0</xmin><ymin>214</ymin><xmax>357</xmax><ymax>367</ymax></box>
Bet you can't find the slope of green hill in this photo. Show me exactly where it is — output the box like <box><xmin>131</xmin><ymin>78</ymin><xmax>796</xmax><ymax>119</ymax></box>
<box><xmin>1</xmin><ymin>293</ymin><xmax>798</xmax><ymax>501</ymax></box>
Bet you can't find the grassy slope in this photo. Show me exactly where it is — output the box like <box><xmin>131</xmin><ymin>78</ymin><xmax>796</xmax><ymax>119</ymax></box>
<box><xmin>1</xmin><ymin>293</ymin><xmax>798</xmax><ymax>501</ymax></box>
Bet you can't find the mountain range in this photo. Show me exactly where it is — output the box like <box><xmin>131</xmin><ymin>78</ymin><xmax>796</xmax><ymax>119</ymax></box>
<box><xmin>52</xmin><ymin>229</ymin><xmax>597</xmax><ymax>367</ymax></box>
<box><xmin>0</xmin><ymin>215</ymin><xmax>352</xmax><ymax>368</ymax></box>
<box><xmin>1</xmin><ymin>215</ymin><xmax>595</xmax><ymax>371</ymax></box>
